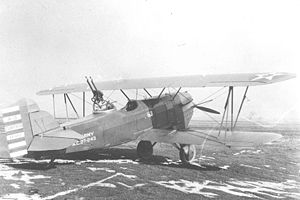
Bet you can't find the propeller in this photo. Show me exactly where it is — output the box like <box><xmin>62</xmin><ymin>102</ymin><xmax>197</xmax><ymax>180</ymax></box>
<box><xmin>192</xmin><ymin>99</ymin><xmax>220</xmax><ymax>114</ymax></box>
<box><xmin>193</xmin><ymin>105</ymin><xmax>220</xmax><ymax>114</ymax></box>
<box><xmin>177</xmin><ymin>92</ymin><xmax>220</xmax><ymax>114</ymax></box>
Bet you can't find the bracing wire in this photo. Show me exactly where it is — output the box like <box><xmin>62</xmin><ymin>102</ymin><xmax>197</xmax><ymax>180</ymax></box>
<box><xmin>104</xmin><ymin>90</ymin><xmax>115</xmax><ymax>102</ymax></box>
<box><xmin>199</xmin><ymin>87</ymin><xmax>226</xmax><ymax>103</ymax></box>
<box><xmin>240</xmin><ymin>103</ymin><xmax>299</xmax><ymax>128</ymax></box>
<box><xmin>198</xmin><ymin>123</ymin><xmax>221</xmax><ymax>165</ymax></box>
<box><xmin>70</xmin><ymin>93</ymin><xmax>93</xmax><ymax>106</ymax></box>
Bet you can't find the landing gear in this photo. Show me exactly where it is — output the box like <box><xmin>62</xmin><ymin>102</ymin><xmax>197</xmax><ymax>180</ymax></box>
<box><xmin>137</xmin><ymin>141</ymin><xmax>154</xmax><ymax>160</ymax></box>
<box><xmin>179</xmin><ymin>144</ymin><xmax>196</xmax><ymax>165</ymax></box>
<box><xmin>46</xmin><ymin>157</ymin><xmax>56</xmax><ymax>168</ymax></box>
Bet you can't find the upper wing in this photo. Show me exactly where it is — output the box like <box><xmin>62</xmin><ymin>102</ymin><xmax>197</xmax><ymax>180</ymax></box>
<box><xmin>37</xmin><ymin>72</ymin><xmax>296</xmax><ymax>95</ymax></box>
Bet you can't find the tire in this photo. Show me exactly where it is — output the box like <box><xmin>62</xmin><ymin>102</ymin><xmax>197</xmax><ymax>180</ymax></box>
<box><xmin>137</xmin><ymin>141</ymin><xmax>153</xmax><ymax>160</ymax></box>
<box><xmin>179</xmin><ymin>144</ymin><xmax>196</xmax><ymax>164</ymax></box>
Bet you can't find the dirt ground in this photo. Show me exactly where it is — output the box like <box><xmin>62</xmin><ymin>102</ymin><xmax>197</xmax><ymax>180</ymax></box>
<box><xmin>0</xmin><ymin>121</ymin><xmax>299</xmax><ymax>200</ymax></box>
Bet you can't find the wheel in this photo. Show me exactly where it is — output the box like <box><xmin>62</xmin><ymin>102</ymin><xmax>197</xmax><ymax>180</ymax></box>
<box><xmin>179</xmin><ymin>144</ymin><xmax>196</xmax><ymax>164</ymax></box>
<box><xmin>137</xmin><ymin>141</ymin><xmax>153</xmax><ymax>160</ymax></box>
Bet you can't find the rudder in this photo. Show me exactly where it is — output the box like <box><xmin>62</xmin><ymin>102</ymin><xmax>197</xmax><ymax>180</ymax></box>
<box><xmin>0</xmin><ymin>99</ymin><xmax>38</xmax><ymax>159</ymax></box>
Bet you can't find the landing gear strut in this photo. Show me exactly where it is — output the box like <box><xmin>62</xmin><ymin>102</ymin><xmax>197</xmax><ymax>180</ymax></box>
<box><xmin>137</xmin><ymin>141</ymin><xmax>154</xmax><ymax>160</ymax></box>
<box><xmin>179</xmin><ymin>144</ymin><xmax>196</xmax><ymax>165</ymax></box>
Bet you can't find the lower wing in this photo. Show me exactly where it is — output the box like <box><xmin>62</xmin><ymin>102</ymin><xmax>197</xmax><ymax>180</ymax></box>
<box><xmin>138</xmin><ymin>128</ymin><xmax>282</xmax><ymax>149</ymax></box>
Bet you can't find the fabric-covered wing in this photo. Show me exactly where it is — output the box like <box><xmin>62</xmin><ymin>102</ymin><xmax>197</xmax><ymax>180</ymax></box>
<box><xmin>37</xmin><ymin>72</ymin><xmax>296</xmax><ymax>95</ymax></box>
<box><xmin>138</xmin><ymin>129</ymin><xmax>282</xmax><ymax>148</ymax></box>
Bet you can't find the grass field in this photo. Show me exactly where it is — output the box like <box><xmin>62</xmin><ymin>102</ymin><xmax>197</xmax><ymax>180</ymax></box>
<box><xmin>0</xmin><ymin>120</ymin><xmax>299</xmax><ymax>199</ymax></box>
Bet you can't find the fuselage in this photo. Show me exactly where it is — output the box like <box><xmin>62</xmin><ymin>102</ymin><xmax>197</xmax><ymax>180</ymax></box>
<box><xmin>64</xmin><ymin>92</ymin><xmax>194</xmax><ymax>153</ymax></box>
<box><xmin>0</xmin><ymin>92</ymin><xmax>195</xmax><ymax>158</ymax></box>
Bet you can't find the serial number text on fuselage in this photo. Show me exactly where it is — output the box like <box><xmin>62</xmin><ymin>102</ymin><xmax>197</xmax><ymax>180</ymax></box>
<box><xmin>72</xmin><ymin>131</ymin><xmax>96</xmax><ymax>146</ymax></box>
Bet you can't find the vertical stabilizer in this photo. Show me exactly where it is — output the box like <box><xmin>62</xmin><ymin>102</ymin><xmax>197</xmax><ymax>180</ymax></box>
<box><xmin>0</xmin><ymin>99</ymin><xmax>37</xmax><ymax>158</ymax></box>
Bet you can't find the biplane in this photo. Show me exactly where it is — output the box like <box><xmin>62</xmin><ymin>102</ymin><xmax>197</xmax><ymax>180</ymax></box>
<box><xmin>0</xmin><ymin>72</ymin><xmax>296</xmax><ymax>164</ymax></box>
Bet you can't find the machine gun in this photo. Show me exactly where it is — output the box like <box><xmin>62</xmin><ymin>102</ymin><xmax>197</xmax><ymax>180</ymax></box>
<box><xmin>85</xmin><ymin>76</ymin><xmax>115</xmax><ymax>111</ymax></box>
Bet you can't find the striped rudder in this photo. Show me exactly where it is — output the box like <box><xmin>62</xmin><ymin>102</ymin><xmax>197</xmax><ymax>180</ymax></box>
<box><xmin>0</xmin><ymin>98</ymin><xmax>84</xmax><ymax>159</ymax></box>
<box><xmin>0</xmin><ymin>99</ymin><xmax>36</xmax><ymax>158</ymax></box>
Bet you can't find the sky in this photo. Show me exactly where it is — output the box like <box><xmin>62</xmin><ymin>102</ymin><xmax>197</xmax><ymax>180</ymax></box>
<box><xmin>0</xmin><ymin>0</ymin><xmax>299</xmax><ymax>123</ymax></box>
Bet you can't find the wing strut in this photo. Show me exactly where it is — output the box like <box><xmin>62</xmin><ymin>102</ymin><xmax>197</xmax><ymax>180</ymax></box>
<box><xmin>120</xmin><ymin>89</ymin><xmax>131</xmax><ymax>101</ymax></box>
<box><xmin>158</xmin><ymin>87</ymin><xmax>166</xmax><ymax>99</ymax></box>
<box><xmin>234</xmin><ymin>86</ymin><xmax>249</xmax><ymax>128</ymax></box>
<box><xmin>63</xmin><ymin>93</ymin><xmax>79</xmax><ymax>119</ymax></box>
<box><xmin>64</xmin><ymin>94</ymin><xmax>69</xmax><ymax>121</ymax></box>
<box><xmin>143</xmin><ymin>88</ymin><xmax>152</xmax><ymax>97</ymax></box>
<box><xmin>218</xmin><ymin>86</ymin><xmax>249</xmax><ymax>138</ymax></box>
<box><xmin>65</xmin><ymin>94</ymin><xmax>79</xmax><ymax>118</ymax></box>
<box><xmin>173</xmin><ymin>87</ymin><xmax>182</xmax><ymax>100</ymax></box>
<box><xmin>83</xmin><ymin>92</ymin><xmax>85</xmax><ymax>117</ymax></box>
<box><xmin>218</xmin><ymin>86</ymin><xmax>233</xmax><ymax>136</ymax></box>
<box><xmin>52</xmin><ymin>94</ymin><xmax>56</xmax><ymax>118</ymax></box>
<box><xmin>231</xmin><ymin>87</ymin><xmax>234</xmax><ymax>129</ymax></box>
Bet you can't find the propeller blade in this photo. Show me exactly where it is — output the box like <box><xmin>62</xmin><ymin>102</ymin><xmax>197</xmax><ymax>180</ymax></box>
<box><xmin>194</xmin><ymin>106</ymin><xmax>220</xmax><ymax>114</ymax></box>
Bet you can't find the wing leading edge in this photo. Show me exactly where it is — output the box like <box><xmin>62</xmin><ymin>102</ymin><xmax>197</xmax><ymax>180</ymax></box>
<box><xmin>37</xmin><ymin>72</ymin><xmax>296</xmax><ymax>95</ymax></box>
<box><xmin>138</xmin><ymin>129</ymin><xmax>282</xmax><ymax>148</ymax></box>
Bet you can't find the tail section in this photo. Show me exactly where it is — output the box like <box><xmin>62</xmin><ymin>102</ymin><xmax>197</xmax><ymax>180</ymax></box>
<box><xmin>0</xmin><ymin>100</ymin><xmax>36</xmax><ymax>158</ymax></box>
<box><xmin>1</xmin><ymin>98</ymin><xmax>85</xmax><ymax>159</ymax></box>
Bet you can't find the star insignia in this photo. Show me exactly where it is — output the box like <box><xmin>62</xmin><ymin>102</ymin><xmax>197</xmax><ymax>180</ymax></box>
<box><xmin>251</xmin><ymin>72</ymin><xmax>284</xmax><ymax>81</ymax></box>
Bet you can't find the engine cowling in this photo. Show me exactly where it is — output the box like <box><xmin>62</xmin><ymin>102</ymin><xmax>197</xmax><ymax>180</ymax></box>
<box><xmin>143</xmin><ymin>92</ymin><xmax>194</xmax><ymax>130</ymax></box>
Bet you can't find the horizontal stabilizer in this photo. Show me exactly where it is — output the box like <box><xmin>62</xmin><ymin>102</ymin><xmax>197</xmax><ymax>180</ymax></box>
<box><xmin>41</xmin><ymin>129</ymin><xmax>84</xmax><ymax>140</ymax></box>
<box><xmin>28</xmin><ymin>129</ymin><xmax>84</xmax><ymax>152</ymax></box>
